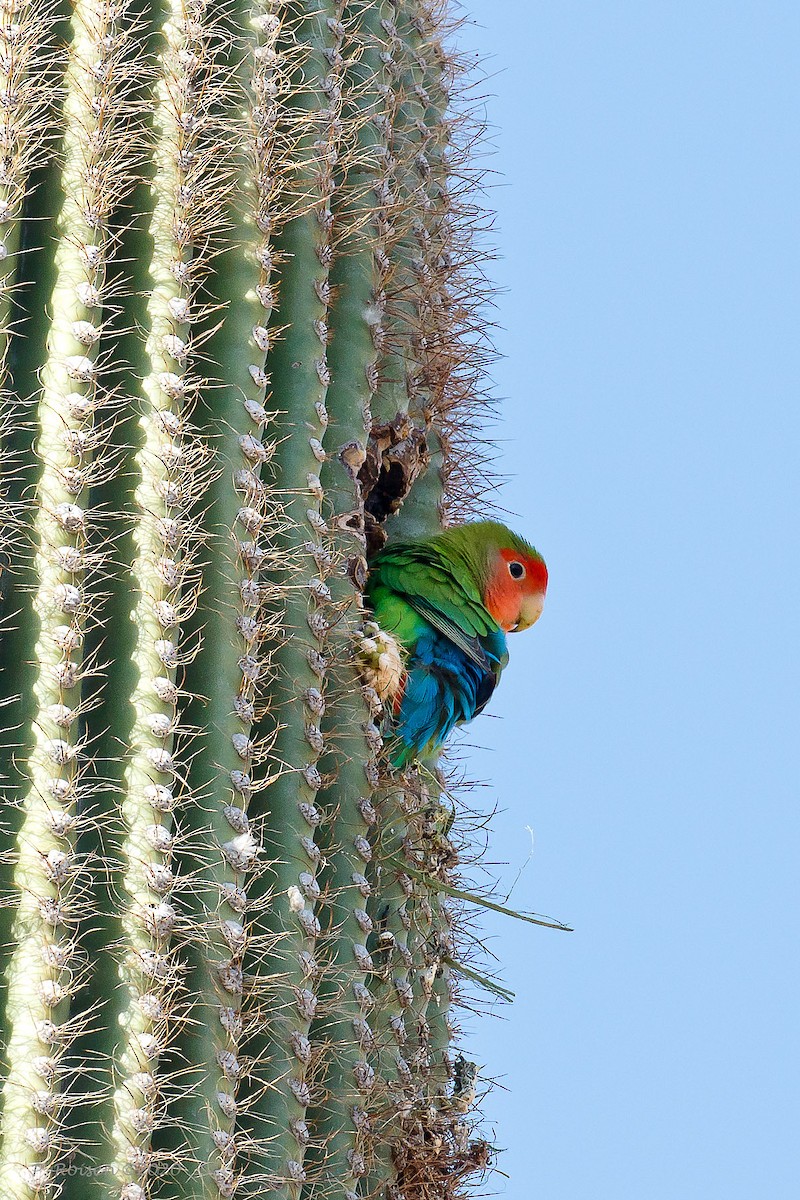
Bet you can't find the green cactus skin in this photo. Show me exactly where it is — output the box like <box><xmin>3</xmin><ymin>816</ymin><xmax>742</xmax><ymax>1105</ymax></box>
<box><xmin>294</xmin><ymin>6</ymin><xmax>392</xmax><ymax>1196</ymax></box>
<box><xmin>0</xmin><ymin>1</ymin><xmax>533</xmax><ymax>1197</ymax></box>
<box><xmin>367</xmin><ymin>2</ymin><xmax>448</xmax><ymax>434</ymax></box>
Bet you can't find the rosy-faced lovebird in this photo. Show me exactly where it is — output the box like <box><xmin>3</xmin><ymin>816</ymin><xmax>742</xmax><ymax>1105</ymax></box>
<box><xmin>364</xmin><ymin>520</ymin><xmax>548</xmax><ymax>769</ymax></box>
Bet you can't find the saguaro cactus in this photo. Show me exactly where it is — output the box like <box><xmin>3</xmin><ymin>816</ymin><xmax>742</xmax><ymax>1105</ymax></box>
<box><xmin>0</xmin><ymin>2</ymin><xmax>561</xmax><ymax>1198</ymax></box>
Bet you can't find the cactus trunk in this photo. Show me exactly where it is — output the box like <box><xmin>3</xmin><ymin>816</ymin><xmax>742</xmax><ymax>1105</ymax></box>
<box><xmin>0</xmin><ymin>1</ymin><xmax>507</xmax><ymax>1197</ymax></box>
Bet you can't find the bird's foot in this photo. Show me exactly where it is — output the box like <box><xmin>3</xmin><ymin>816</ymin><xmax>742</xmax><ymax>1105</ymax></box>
<box><xmin>355</xmin><ymin>621</ymin><xmax>405</xmax><ymax>708</ymax></box>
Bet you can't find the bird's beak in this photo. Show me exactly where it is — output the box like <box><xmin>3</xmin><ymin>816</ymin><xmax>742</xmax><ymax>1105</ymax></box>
<box><xmin>513</xmin><ymin>591</ymin><xmax>546</xmax><ymax>632</ymax></box>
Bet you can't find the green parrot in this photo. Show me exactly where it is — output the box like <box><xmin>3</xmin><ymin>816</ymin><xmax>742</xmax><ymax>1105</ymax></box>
<box><xmin>363</xmin><ymin>520</ymin><xmax>548</xmax><ymax>768</ymax></box>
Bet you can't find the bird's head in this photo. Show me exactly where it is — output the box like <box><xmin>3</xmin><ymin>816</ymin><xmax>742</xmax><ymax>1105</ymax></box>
<box><xmin>484</xmin><ymin>538</ymin><xmax>548</xmax><ymax>632</ymax></box>
<box><xmin>444</xmin><ymin>521</ymin><xmax>548</xmax><ymax>634</ymax></box>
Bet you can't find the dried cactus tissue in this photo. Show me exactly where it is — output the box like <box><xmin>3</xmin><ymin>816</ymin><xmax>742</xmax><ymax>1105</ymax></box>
<box><xmin>0</xmin><ymin>2</ymin><xmax>564</xmax><ymax>1198</ymax></box>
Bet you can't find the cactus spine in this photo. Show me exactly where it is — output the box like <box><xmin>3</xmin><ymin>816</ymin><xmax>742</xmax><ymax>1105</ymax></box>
<box><xmin>0</xmin><ymin>1</ymin><xmax>514</xmax><ymax>1198</ymax></box>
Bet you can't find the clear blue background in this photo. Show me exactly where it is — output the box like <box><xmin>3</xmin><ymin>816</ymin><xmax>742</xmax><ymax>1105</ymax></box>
<box><xmin>450</xmin><ymin>4</ymin><xmax>799</xmax><ymax>1198</ymax></box>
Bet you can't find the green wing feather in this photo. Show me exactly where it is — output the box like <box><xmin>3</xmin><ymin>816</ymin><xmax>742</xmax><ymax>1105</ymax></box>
<box><xmin>367</xmin><ymin>540</ymin><xmax>502</xmax><ymax>669</ymax></box>
<box><xmin>405</xmin><ymin>595</ymin><xmax>492</xmax><ymax>671</ymax></box>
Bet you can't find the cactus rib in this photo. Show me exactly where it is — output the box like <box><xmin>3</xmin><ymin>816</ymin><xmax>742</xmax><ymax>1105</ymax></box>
<box><xmin>0</xmin><ymin>0</ymin><xmax>62</xmax><ymax>1041</ymax></box>
<box><xmin>201</xmin><ymin>4</ymin><xmax>347</xmax><ymax>1197</ymax></box>
<box><xmin>296</xmin><ymin>5</ymin><xmax>396</xmax><ymax>1192</ymax></box>
<box><xmin>0</xmin><ymin>0</ymin><xmax>142</xmax><ymax>1192</ymax></box>
<box><xmin>103</xmin><ymin>0</ymin><xmax>231</xmax><ymax>1191</ymax></box>
<box><xmin>164</xmin><ymin>2</ymin><xmax>289</xmax><ymax>1194</ymax></box>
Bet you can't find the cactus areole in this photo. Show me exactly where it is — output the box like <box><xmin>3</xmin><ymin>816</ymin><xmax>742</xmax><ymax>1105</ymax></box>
<box><xmin>0</xmin><ymin>2</ymin><xmax>563</xmax><ymax>1198</ymax></box>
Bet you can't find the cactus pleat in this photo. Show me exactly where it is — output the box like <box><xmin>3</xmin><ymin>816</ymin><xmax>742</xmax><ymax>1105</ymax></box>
<box><xmin>163</xmin><ymin>5</ymin><xmax>288</xmax><ymax>1192</ymax></box>
<box><xmin>102</xmin><ymin>0</ymin><xmax>232</xmax><ymax>1190</ymax></box>
<box><xmin>0</xmin><ymin>0</ymin><xmax>61</xmax><ymax>1006</ymax></box>
<box><xmin>359</xmin><ymin>5</ymin><xmax>463</xmax><ymax>1188</ymax></box>
<box><xmin>0</xmin><ymin>1</ymin><xmax>513</xmax><ymax>1197</ymax></box>
<box><xmin>207</xmin><ymin>7</ymin><xmax>353</xmax><ymax>1195</ymax></box>
<box><xmin>0</xmin><ymin>2</ymin><xmax>57</xmax><ymax>489</ymax></box>
<box><xmin>292</xmin><ymin>8</ymin><xmax>400</xmax><ymax>1192</ymax></box>
<box><xmin>0</xmin><ymin>0</ymin><xmax>146</xmax><ymax>1192</ymax></box>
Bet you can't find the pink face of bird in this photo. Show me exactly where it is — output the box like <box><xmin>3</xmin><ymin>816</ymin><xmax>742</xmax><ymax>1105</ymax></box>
<box><xmin>484</xmin><ymin>547</ymin><xmax>548</xmax><ymax>633</ymax></box>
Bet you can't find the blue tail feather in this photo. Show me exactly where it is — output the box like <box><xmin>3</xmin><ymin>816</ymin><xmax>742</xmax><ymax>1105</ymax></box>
<box><xmin>387</xmin><ymin>626</ymin><xmax>506</xmax><ymax>768</ymax></box>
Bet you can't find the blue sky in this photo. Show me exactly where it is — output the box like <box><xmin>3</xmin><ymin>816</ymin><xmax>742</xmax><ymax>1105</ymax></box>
<box><xmin>450</xmin><ymin>4</ymin><xmax>799</xmax><ymax>1198</ymax></box>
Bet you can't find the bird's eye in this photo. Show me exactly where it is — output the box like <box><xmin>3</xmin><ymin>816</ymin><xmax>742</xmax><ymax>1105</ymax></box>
<box><xmin>508</xmin><ymin>561</ymin><xmax>525</xmax><ymax>580</ymax></box>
